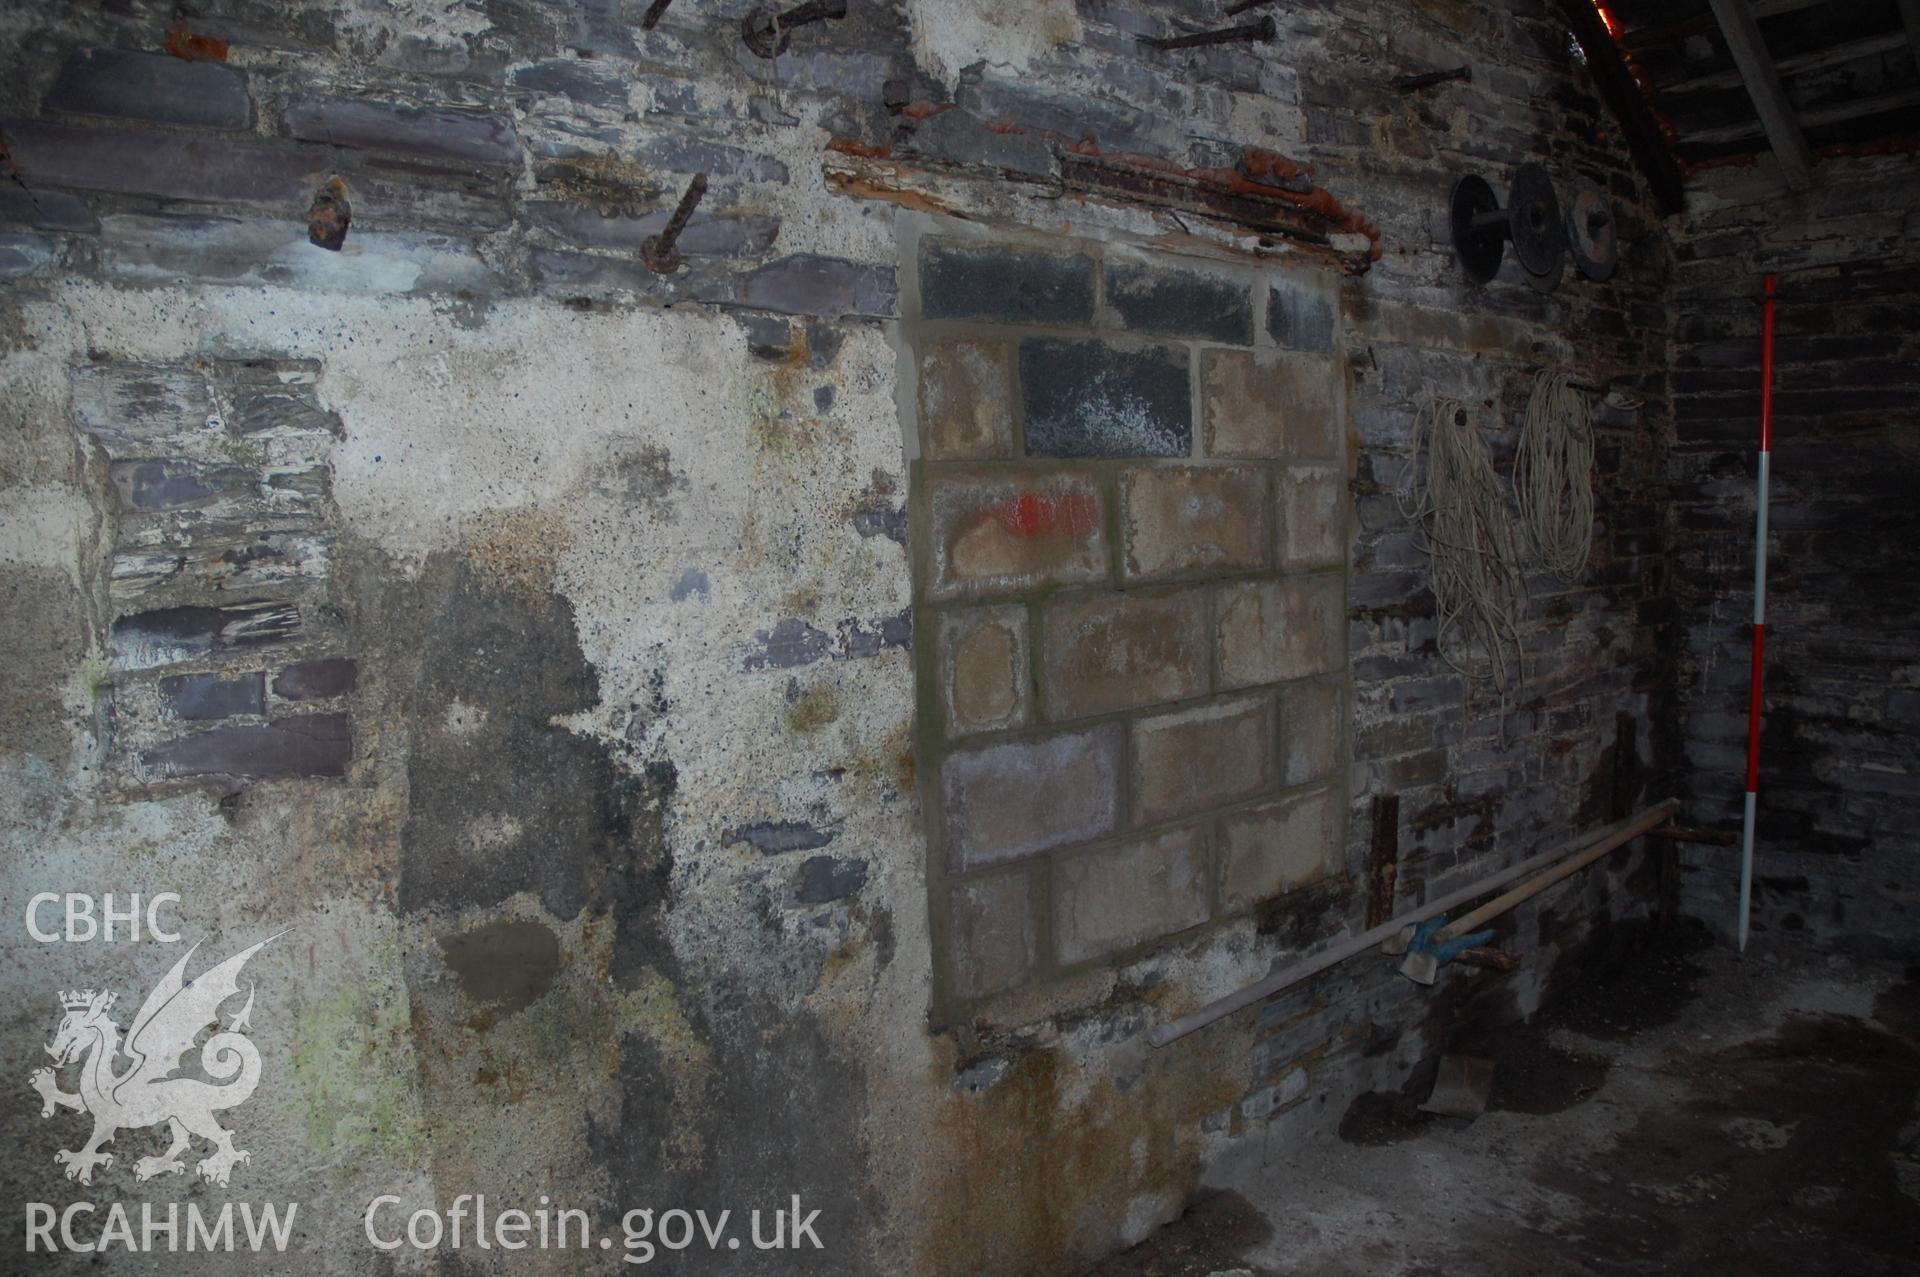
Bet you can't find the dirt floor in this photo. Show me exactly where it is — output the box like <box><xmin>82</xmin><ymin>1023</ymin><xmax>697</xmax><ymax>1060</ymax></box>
<box><xmin>1091</xmin><ymin>930</ymin><xmax>1920</xmax><ymax>1276</ymax></box>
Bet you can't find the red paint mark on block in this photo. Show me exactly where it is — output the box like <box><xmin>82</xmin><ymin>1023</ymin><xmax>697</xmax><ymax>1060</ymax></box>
<box><xmin>991</xmin><ymin>491</ymin><xmax>1099</xmax><ymax>539</ymax></box>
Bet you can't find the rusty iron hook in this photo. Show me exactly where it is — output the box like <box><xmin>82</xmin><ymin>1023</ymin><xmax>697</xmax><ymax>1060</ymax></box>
<box><xmin>641</xmin><ymin>172</ymin><xmax>709</xmax><ymax>274</ymax></box>
<box><xmin>742</xmin><ymin>0</ymin><xmax>848</xmax><ymax>59</ymax></box>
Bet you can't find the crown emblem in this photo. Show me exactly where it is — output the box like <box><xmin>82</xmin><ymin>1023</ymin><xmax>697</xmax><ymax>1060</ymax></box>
<box><xmin>59</xmin><ymin>990</ymin><xmax>111</xmax><ymax>1011</ymax></box>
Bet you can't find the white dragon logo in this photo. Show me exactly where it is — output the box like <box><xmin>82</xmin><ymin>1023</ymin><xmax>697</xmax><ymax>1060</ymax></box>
<box><xmin>28</xmin><ymin>934</ymin><xmax>280</xmax><ymax>1187</ymax></box>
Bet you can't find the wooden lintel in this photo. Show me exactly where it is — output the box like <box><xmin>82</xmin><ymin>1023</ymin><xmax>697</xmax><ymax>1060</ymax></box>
<box><xmin>1557</xmin><ymin>0</ymin><xmax>1687</xmax><ymax>215</ymax></box>
<box><xmin>1706</xmin><ymin>0</ymin><xmax>1814</xmax><ymax>190</ymax></box>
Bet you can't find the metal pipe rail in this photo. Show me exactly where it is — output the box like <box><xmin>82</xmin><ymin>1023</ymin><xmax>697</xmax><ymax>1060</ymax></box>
<box><xmin>1146</xmin><ymin>800</ymin><xmax>1679</xmax><ymax>1048</ymax></box>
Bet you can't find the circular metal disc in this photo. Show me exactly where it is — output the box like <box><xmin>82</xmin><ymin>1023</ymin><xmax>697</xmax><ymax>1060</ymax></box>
<box><xmin>1523</xmin><ymin>244</ymin><xmax>1565</xmax><ymax>295</ymax></box>
<box><xmin>1564</xmin><ymin>175</ymin><xmax>1618</xmax><ymax>281</ymax></box>
<box><xmin>1509</xmin><ymin>162</ymin><xmax>1566</xmax><ymax>277</ymax></box>
<box><xmin>1449</xmin><ymin>173</ymin><xmax>1504</xmax><ymax>284</ymax></box>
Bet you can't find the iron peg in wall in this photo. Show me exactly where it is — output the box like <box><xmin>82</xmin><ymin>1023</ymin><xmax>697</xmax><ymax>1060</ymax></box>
<box><xmin>641</xmin><ymin>172</ymin><xmax>708</xmax><ymax>274</ymax></box>
<box><xmin>742</xmin><ymin>0</ymin><xmax>849</xmax><ymax>59</ymax></box>
<box><xmin>1394</xmin><ymin>65</ymin><xmax>1472</xmax><ymax>93</ymax></box>
<box><xmin>1138</xmin><ymin>16</ymin><xmax>1277</xmax><ymax>51</ymax></box>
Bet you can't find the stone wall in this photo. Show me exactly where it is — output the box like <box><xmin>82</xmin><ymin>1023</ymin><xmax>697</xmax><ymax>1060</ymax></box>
<box><xmin>1665</xmin><ymin>152</ymin><xmax>1920</xmax><ymax>959</ymax></box>
<box><xmin>0</xmin><ymin>1</ymin><xmax>1697</xmax><ymax>1273</ymax></box>
<box><xmin>904</xmin><ymin>225</ymin><xmax>1350</xmax><ymax>1017</ymax></box>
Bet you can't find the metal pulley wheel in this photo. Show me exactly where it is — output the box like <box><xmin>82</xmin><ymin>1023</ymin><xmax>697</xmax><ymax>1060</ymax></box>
<box><xmin>1507</xmin><ymin>162</ymin><xmax>1565</xmax><ymax>277</ymax></box>
<box><xmin>1564</xmin><ymin>174</ymin><xmax>1619</xmax><ymax>281</ymax></box>
<box><xmin>1448</xmin><ymin>173</ymin><xmax>1505</xmax><ymax>284</ymax></box>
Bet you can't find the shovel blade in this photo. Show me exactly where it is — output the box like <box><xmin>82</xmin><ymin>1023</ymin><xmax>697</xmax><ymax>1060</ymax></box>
<box><xmin>1419</xmin><ymin>1053</ymin><xmax>1496</xmax><ymax>1119</ymax></box>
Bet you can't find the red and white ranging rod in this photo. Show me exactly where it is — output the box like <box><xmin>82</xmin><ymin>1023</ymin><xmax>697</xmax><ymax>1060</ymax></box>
<box><xmin>1738</xmin><ymin>274</ymin><xmax>1777</xmax><ymax>952</ymax></box>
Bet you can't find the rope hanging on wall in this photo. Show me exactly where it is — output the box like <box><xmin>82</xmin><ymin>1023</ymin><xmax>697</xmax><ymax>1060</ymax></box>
<box><xmin>1396</xmin><ymin>393</ymin><xmax>1527</xmax><ymax>695</ymax></box>
<box><xmin>1515</xmin><ymin>370</ymin><xmax>1596</xmax><ymax>580</ymax></box>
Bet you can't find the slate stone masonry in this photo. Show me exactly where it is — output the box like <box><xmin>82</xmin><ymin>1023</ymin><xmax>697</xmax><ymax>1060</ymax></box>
<box><xmin>72</xmin><ymin>356</ymin><xmax>359</xmax><ymax>788</ymax></box>
<box><xmin>907</xmin><ymin>227</ymin><xmax>1353</xmax><ymax>1016</ymax></box>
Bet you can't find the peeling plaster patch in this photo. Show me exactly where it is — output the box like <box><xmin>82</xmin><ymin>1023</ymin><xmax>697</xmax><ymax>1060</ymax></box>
<box><xmin>441</xmin><ymin>698</ymin><xmax>487</xmax><ymax>736</ymax></box>
<box><xmin>670</xmin><ymin>567</ymin><xmax>710</xmax><ymax>601</ymax></box>
<box><xmin>905</xmin><ymin>0</ymin><xmax>1082</xmax><ymax>90</ymax></box>
<box><xmin>742</xmin><ymin>610</ymin><xmax>913</xmax><ymax>669</ymax></box>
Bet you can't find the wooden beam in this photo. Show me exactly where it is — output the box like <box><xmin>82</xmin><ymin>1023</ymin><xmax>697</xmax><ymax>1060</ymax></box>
<box><xmin>1622</xmin><ymin>0</ymin><xmax>1825</xmax><ymax>53</ymax></box>
<box><xmin>1706</xmin><ymin>0</ymin><xmax>1814</xmax><ymax>190</ymax></box>
<box><xmin>1662</xmin><ymin>31</ymin><xmax>1908</xmax><ymax>98</ymax></box>
<box><xmin>1557</xmin><ymin>0</ymin><xmax>1687</xmax><ymax>214</ymax></box>
<box><xmin>1900</xmin><ymin>0</ymin><xmax>1920</xmax><ymax>66</ymax></box>
<box><xmin>1682</xmin><ymin>87</ymin><xmax>1920</xmax><ymax>144</ymax></box>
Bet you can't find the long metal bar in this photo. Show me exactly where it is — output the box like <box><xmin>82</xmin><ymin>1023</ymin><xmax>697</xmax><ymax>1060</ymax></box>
<box><xmin>1738</xmin><ymin>275</ymin><xmax>1778</xmax><ymax>952</ymax></box>
<box><xmin>1147</xmin><ymin>800</ymin><xmax>1678</xmax><ymax>1048</ymax></box>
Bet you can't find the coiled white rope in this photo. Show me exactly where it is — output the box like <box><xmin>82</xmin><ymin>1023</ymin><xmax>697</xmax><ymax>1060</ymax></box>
<box><xmin>1515</xmin><ymin>370</ymin><xmax>1595</xmax><ymax>580</ymax></box>
<box><xmin>1395</xmin><ymin>393</ymin><xmax>1527</xmax><ymax>696</ymax></box>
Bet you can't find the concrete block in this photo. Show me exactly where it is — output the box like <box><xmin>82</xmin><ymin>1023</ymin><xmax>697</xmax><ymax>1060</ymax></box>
<box><xmin>924</xmin><ymin>469</ymin><xmax>1109</xmax><ymax>601</ymax></box>
<box><xmin>45</xmin><ymin>47</ymin><xmax>252</xmax><ymax>131</ymax></box>
<box><xmin>1054</xmin><ymin>827</ymin><xmax>1210</xmax><ymax>964</ymax></box>
<box><xmin>1277</xmin><ymin>466</ymin><xmax>1347</xmax><ymax>570</ymax></box>
<box><xmin>1120</xmin><ymin>465</ymin><xmax>1270</xmax><ymax>582</ymax></box>
<box><xmin>1201</xmin><ymin>349</ymin><xmax>1339</xmax><ymax>460</ymax></box>
<box><xmin>947</xmin><ymin>870</ymin><xmax>1035</xmax><ymax>999</ymax></box>
<box><xmin>281</xmin><ymin>95</ymin><xmax>521</xmax><ymax>165</ymax></box>
<box><xmin>920</xmin><ymin>239</ymin><xmax>1094</xmax><ymax>325</ymax></box>
<box><xmin>1217</xmin><ymin>783</ymin><xmax>1340</xmax><ymax>911</ymax></box>
<box><xmin>1267</xmin><ymin>277</ymin><xmax>1337</xmax><ymax>352</ymax></box>
<box><xmin>1022</xmin><ymin>338</ymin><xmax>1191</xmax><ymax>458</ymax></box>
<box><xmin>1132</xmin><ymin>697</ymin><xmax>1273</xmax><ymax>825</ymax></box>
<box><xmin>1277</xmin><ymin>678</ymin><xmax>1343</xmax><ymax>787</ymax></box>
<box><xmin>942</xmin><ymin>724</ymin><xmax>1123</xmax><ymax>870</ymax></box>
<box><xmin>1104</xmin><ymin>262</ymin><xmax>1254</xmax><ymax>344</ymax></box>
<box><xmin>917</xmin><ymin>339</ymin><xmax>1015</xmax><ymax>461</ymax></box>
<box><xmin>144</xmin><ymin>713</ymin><xmax>351</xmax><ymax>781</ymax></box>
<box><xmin>1041</xmin><ymin>589</ymin><xmax>1208</xmax><ymax>720</ymax></box>
<box><xmin>1216</xmin><ymin>575</ymin><xmax>1345</xmax><ymax>689</ymax></box>
<box><xmin>938</xmin><ymin>605</ymin><xmax>1030</xmax><ymax>737</ymax></box>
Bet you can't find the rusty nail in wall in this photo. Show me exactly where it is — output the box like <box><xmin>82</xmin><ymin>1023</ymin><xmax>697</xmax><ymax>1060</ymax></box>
<box><xmin>307</xmin><ymin>176</ymin><xmax>351</xmax><ymax>251</ymax></box>
<box><xmin>641</xmin><ymin>172</ymin><xmax>709</xmax><ymax>274</ymax></box>
<box><xmin>741</xmin><ymin>0</ymin><xmax>849</xmax><ymax>59</ymax></box>
<box><xmin>640</xmin><ymin>0</ymin><xmax>674</xmax><ymax>30</ymax></box>
<box><xmin>1138</xmin><ymin>16</ymin><xmax>1276</xmax><ymax>51</ymax></box>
